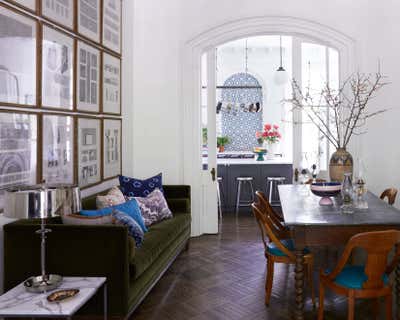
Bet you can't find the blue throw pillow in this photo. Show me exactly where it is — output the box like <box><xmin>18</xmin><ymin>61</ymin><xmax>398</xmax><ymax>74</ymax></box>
<box><xmin>112</xmin><ymin>210</ymin><xmax>144</xmax><ymax>247</ymax></box>
<box><xmin>81</xmin><ymin>199</ymin><xmax>147</xmax><ymax>232</ymax></box>
<box><xmin>119</xmin><ymin>173</ymin><xmax>164</xmax><ymax>198</ymax></box>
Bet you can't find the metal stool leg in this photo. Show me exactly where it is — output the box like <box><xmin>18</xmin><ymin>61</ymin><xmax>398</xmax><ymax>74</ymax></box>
<box><xmin>268</xmin><ymin>180</ymin><xmax>274</xmax><ymax>204</ymax></box>
<box><xmin>236</xmin><ymin>180</ymin><xmax>242</xmax><ymax>215</ymax></box>
<box><xmin>249</xmin><ymin>180</ymin><xmax>255</xmax><ymax>203</ymax></box>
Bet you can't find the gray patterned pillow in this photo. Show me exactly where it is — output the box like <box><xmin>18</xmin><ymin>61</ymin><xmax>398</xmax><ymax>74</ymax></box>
<box><xmin>133</xmin><ymin>189</ymin><xmax>172</xmax><ymax>226</ymax></box>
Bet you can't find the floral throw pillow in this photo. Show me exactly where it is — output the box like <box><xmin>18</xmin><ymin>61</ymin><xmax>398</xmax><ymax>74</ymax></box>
<box><xmin>132</xmin><ymin>189</ymin><xmax>173</xmax><ymax>227</ymax></box>
<box><xmin>96</xmin><ymin>186</ymin><xmax>126</xmax><ymax>209</ymax></box>
<box><xmin>112</xmin><ymin>210</ymin><xmax>144</xmax><ymax>247</ymax></box>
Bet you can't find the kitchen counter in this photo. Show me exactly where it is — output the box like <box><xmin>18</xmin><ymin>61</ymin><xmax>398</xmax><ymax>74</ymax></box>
<box><xmin>217</xmin><ymin>158</ymin><xmax>292</xmax><ymax>165</ymax></box>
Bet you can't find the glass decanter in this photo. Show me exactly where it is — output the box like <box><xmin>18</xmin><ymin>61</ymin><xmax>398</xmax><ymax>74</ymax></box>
<box><xmin>341</xmin><ymin>172</ymin><xmax>354</xmax><ymax>214</ymax></box>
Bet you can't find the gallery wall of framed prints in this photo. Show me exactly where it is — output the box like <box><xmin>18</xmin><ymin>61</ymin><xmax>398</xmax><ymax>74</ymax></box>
<box><xmin>0</xmin><ymin>0</ymin><xmax>123</xmax><ymax>211</ymax></box>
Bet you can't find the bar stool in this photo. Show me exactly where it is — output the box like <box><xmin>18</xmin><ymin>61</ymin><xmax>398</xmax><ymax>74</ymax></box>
<box><xmin>266</xmin><ymin>177</ymin><xmax>286</xmax><ymax>206</ymax></box>
<box><xmin>217</xmin><ymin>177</ymin><xmax>224</xmax><ymax>219</ymax></box>
<box><xmin>235</xmin><ymin>177</ymin><xmax>255</xmax><ymax>214</ymax></box>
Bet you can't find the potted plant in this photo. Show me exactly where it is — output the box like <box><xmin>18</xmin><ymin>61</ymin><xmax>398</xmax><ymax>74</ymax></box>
<box><xmin>256</xmin><ymin>124</ymin><xmax>281</xmax><ymax>158</ymax></box>
<box><xmin>287</xmin><ymin>72</ymin><xmax>388</xmax><ymax>181</ymax></box>
<box><xmin>217</xmin><ymin>136</ymin><xmax>230</xmax><ymax>153</ymax></box>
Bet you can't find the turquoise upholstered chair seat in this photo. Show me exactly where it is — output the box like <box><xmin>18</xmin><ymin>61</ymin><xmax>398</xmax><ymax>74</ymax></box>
<box><xmin>266</xmin><ymin>239</ymin><xmax>310</xmax><ymax>257</ymax></box>
<box><xmin>327</xmin><ymin>265</ymin><xmax>389</xmax><ymax>289</ymax></box>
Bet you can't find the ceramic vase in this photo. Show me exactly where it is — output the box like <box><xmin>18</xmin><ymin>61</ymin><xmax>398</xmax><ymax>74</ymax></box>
<box><xmin>329</xmin><ymin>148</ymin><xmax>353</xmax><ymax>182</ymax></box>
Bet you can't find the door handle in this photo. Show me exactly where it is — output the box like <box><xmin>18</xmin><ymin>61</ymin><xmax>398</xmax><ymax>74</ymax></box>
<box><xmin>210</xmin><ymin>168</ymin><xmax>216</xmax><ymax>181</ymax></box>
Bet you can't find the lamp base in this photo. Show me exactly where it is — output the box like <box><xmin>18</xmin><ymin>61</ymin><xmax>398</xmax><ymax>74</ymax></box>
<box><xmin>24</xmin><ymin>274</ymin><xmax>63</xmax><ymax>293</ymax></box>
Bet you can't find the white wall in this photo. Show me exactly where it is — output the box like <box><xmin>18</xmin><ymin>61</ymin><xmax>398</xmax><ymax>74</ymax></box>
<box><xmin>127</xmin><ymin>0</ymin><xmax>400</xmax><ymax>200</ymax></box>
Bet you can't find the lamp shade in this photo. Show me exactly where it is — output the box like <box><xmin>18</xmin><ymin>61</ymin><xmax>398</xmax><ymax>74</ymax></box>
<box><xmin>274</xmin><ymin>67</ymin><xmax>289</xmax><ymax>86</ymax></box>
<box><xmin>4</xmin><ymin>184</ymin><xmax>81</xmax><ymax>219</ymax></box>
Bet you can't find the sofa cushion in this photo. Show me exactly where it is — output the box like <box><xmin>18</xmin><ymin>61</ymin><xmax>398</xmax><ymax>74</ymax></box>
<box><xmin>130</xmin><ymin>213</ymin><xmax>190</xmax><ymax>279</ymax></box>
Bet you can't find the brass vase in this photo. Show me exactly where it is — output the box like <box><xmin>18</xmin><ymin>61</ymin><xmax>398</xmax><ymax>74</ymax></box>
<box><xmin>329</xmin><ymin>148</ymin><xmax>353</xmax><ymax>182</ymax></box>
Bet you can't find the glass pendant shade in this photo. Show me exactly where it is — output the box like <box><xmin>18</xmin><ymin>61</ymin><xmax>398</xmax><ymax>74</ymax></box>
<box><xmin>274</xmin><ymin>66</ymin><xmax>289</xmax><ymax>86</ymax></box>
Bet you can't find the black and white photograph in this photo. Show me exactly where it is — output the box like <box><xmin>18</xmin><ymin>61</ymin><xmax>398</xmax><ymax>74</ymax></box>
<box><xmin>42</xmin><ymin>25</ymin><xmax>74</xmax><ymax>110</ymax></box>
<box><xmin>102</xmin><ymin>0</ymin><xmax>121</xmax><ymax>53</ymax></box>
<box><xmin>0</xmin><ymin>112</ymin><xmax>37</xmax><ymax>212</ymax></box>
<box><xmin>77</xmin><ymin>0</ymin><xmax>100</xmax><ymax>43</ymax></box>
<box><xmin>78</xmin><ymin>117</ymin><xmax>100</xmax><ymax>187</ymax></box>
<box><xmin>0</xmin><ymin>6</ymin><xmax>36</xmax><ymax>105</ymax></box>
<box><xmin>103</xmin><ymin>119</ymin><xmax>121</xmax><ymax>179</ymax></box>
<box><xmin>103</xmin><ymin>53</ymin><xmax>120</xmax><ymax>114</ymax></box>
<box><xmin>77</xmin><ymin>41</ymin><xmax>99</xmax><ymax>112</ymax></box>
<box><xmin>9</xmin><ymin>0</ymin><xmax>36</xmax><ymax>11</ymax></box>
<box><xmin>42</xmin><ymin>0</ymin><xmax>74</xmax><ymax>29</ymax></box>
<box><xmin>42</xmin><ymin>115</ymin><xmax>74</xmax><ymax>184</ymax></box>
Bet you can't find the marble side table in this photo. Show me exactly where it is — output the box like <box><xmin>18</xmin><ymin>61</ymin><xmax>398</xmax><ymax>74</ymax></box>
<box><xmin>0</xmin><ymin>277</ymin><xmax>107</xmax><ymax>319</ymax></box>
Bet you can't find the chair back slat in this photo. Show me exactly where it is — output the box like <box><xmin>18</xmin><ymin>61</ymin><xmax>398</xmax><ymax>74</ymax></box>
<box><xmin>380</xmin><ymin>188</ymin><xmax>398</xmax><ymax>205</ymax></box>
<box><xmin>331</xmin><ymin>230</ymin><xmax>400</xmax><ymax>289</ymax></box>
<box><xmin>251</xmin><ymin>202</ymin><xmax>295</xmax><ymax>260</ymax></box>
<box><xmin>255</xmin><ymin>191</ymin><xmax>284</xmax><ymax>230</ymax></box>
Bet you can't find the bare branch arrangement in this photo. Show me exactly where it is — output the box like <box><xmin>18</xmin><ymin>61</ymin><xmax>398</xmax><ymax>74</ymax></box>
<box><xmin>286</xmin><ymin>72</ymin><xmax>389</xmax><ymax>149</ymax></box>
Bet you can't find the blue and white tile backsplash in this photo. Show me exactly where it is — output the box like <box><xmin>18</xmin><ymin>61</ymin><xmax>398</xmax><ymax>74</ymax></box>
<box><xmin>220</xmin><ymin>73</ymin><xmax>263</xmax><ymax>151</ymax></box>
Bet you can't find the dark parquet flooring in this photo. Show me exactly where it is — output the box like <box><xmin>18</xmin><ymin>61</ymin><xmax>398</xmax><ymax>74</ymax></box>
<box><xmin>131</xmin><ymin>213</ymin><xmax>389</xmax><ymax>320</ymax></box>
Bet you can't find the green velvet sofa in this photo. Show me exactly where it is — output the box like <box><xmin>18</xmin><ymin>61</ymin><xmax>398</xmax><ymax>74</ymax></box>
<box><xmin>3</xmin><ymin>185</ymin><xmax>191</xmax><ymax>318</ymax></box>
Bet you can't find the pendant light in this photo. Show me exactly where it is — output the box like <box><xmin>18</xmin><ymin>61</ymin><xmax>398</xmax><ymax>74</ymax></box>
<box><xmin>274</xmin><ymin>36</ymin><xmax>289</xmax><ymax>86</ymax></box>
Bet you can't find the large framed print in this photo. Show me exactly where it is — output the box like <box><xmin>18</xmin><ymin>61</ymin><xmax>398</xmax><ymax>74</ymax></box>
<box><xmin>103</xmin><ymin>53</ymin><xmax>120</xmax><ymax>114</ymax></box>
<box><xmin>77</xmin><ymin>41</ymin><xmax>100</xmax><ymax>112</ymax></box>
<box><xmin>102</xmin><ymin>0</ymin><xmax>121</xmax><ymax>53</ymax></box>
<box><xmin>42</xmin><ymin>0</ymin><xmax>74</xmax><ymax>29</ymax></box>
<box><xmin>77</xmin><ymin>0</ymin><xmax>100</xmax><ymax>43</ymax></box>
<box><xmin>0</xmin><ymin>112</ymin><xmax>37</xmax><ymax>212</ymax></box>
<box><xmin>42</xmin><ymin>25</ymin><xmax>74</xmax><ymax>110</ymax></box>
<box><xmin>0</xmin><ymin>6</ymin><xmax>36</xmax><ymax>106</ymax></box>
<box><xmin>8</xmin><ymin>0</ymin><xmax>36</xmax><ymax>11</ymax></box>
<box><xmin>103</xmin><ymin>119</ymin><xmax>121</xmax><ymax>179</ymax></box>
<box><xmin>42</xmin><ymin>114</ymin><xmax>74</xmax><ymax>184</ymax></box>
<box><xmin>78</xmin><ymin>117</ymin><xmax>101</xmax><ymax>187</ymax></box>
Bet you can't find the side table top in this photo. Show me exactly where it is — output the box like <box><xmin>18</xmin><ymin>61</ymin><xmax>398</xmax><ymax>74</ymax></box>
<box><xmin>0</xmin><ymin>277</ymin><xmax>106</xmax><ymax>317</ymax></box>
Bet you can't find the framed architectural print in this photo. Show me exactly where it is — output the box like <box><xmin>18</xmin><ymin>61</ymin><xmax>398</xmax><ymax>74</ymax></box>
<box><xmin>42</xmin><ymin>25</ymin><xmax>74</xmax><ymax>110</ymax></box>
<box><xmin>77</xmin><ymin>41</ymin><xmax>100</xmax><ymax>112</ymax></box>
<box><xmin>42</xmin><ymin>0</ymin><xmax>74</xmax><ymax>29</ymax></box>
<box><xmin>0</xmin><ymin>112</ymin><xmax>37</xmax><ymax>212</ymax></box>
<box><xmin>103</xmin><ymin>119</ymin><xmax>121</xmax><ymax>179</ymax></box>
<box><xmin>42</xmin><ymin>114</ymin><xmax>74</xmax><ymax>184</ymax></box>
<box><xmin>77</xmin><ymin>0</ymin><xmax>100</xmax><ymax>43</ymax></box>
<box><xmin>78</xmin><ymin>117</ymin><xmax>101</xmax><ymax>187</ymax></box>
<box><xmin>103</xmin><ymin>53</ymin><xmax>121</xmax><ymax>114</ymax></box>
<box><xmin>102</xmin><ymin>0</ymin><xmax>121</xmax><ymax>53</ymax></box>
<box><xmin>8</xmin><ymin>0</ymin><xmax>36</xmax><ymax>11</ymax></box>
<box><xmin>0</xmin><ymin>6</ymin><xmax>36</xmax><ymax>106</ymax></box>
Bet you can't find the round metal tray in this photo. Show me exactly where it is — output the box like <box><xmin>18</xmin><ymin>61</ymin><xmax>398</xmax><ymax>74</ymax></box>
<box><xmin>24</xmin><ymin>274</ymin><xmax>63</xmax><ymax>293</ymax></box>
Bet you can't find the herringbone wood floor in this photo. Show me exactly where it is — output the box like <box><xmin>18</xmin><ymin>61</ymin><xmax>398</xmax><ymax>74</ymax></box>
<box><xmin>130</xmin><ymin>212</ymin><xmax>389</xmax><ymax>320</ymax></box>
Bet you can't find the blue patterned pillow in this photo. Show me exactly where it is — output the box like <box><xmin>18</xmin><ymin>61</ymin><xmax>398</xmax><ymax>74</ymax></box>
<box><xmin>119</xmin><ymin>173</ymin><xmax>164</xmax><ymax>198</ymax></box>
<box><xmin>81</xmin><ymin>199</ymin><xmax>147</xmax><ymax>232</ymax></box>
<box><xmin>112</xmin><ymin>210</ymin><xmax>144</xmax><ymax>247</ymax></box>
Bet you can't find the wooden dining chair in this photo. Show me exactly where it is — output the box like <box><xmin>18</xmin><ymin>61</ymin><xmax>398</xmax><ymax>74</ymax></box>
<box><xmin>318</xmin><ymin>230</ymin><xmax>400</xmax><ymax>320</ymax></box>
<box><xmin>380</xmin><ymin>188</ymin><xmax>398</xmax><ymax>205</ymax></box>
<box><xmin>251</xmin><ymin>202</ymin><xmax>315</xmax><ymax>306</ymax></box>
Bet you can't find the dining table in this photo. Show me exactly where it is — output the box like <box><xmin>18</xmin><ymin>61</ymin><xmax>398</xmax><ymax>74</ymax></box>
<box><xmin>279</xmin><ymin>184</ymin><xmax>400</xmax><ymax>320</ymax></box>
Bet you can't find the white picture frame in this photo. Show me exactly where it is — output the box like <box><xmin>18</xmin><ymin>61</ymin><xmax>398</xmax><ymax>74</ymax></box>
<box><xmin>42</xmin><ymin>0</ymin><xmax>74</xmax><ymax>29</ymax></box>
<box><xmin>103</xmin><ymin>119</ymin><xmax>121</xmax><ymax>179</ymax></box>
<box><xmin>42</xmin><ymin>115</ymin><xmax>74</xmax><ymax>184</ymax></box>
<box><xmin>78</xmin><ymin>117</ymin><xmax>101</xmax><ymax>187</ymax></box>
<box><xmin>77</xmin><ymin>0</ymin><xmax>100</xmax><ymax>43</ymax></box>
<box><xmin>102</xmin><ymin>0</ymin><xmax>121</xmax><ymax>53</ymax></box>
<box><xmin>103</xmin><ymin>53</ymin><xmax>121</xmax><ymax>114</ymax></box>
<box><xmin>42</xmin><ymin>25</ymin><xmax>74</xmax><ymax>110</ymax></box>
<box><xmin>0</xmin><ymin>112</ymin><xmax>37</xmax><ymax>212</ymax></box>
<box><xmin>0</xmin><ymin>6</ymin><xmax>36</xmax><ymax>105</ymax></box>
<box><xmin>77</xmin><ymin>41</ymin><xmax>100</xmax><ymax>112</ymax></box>
<box><xmin>10</xmin><ymin>0</ymin><xmax>36</xmax><ymax>11</ymax></box>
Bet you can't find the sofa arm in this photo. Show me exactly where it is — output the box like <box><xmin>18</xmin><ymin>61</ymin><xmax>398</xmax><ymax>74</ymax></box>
<box><xmin>4</xmin><ymin>221</ymin><xmax>130</xmax><ymax>315</ymax></box>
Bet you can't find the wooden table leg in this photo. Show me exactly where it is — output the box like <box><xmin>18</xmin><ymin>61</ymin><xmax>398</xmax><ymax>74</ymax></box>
<box><xmin>396</xmin><ymin>256</ymin><xmax>400</xmax><ymax>319</ymax></box>
<box><xmin>295</xmin><ymin>250</ymin><xmax>305</xmax><ymax>320</ymax></box>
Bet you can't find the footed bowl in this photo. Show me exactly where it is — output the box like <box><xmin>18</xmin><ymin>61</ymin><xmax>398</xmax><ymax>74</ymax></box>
<box><xmin>310</xmin><ymin>182</ymin><xmax>342</xmax><ymax>206</ymax></box>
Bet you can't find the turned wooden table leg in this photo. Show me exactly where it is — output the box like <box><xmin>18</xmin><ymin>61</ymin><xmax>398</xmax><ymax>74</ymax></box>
<box><xmin>295</xmin><ymin>250</ymin><xmax>305</xmax><ymax>320</ymax></box>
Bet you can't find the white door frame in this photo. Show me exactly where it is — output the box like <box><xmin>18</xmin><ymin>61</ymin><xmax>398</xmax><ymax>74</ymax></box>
<box><xmin>182</xmin><ymin>16</ymin><xmax>356</xmax><ymax>237</ymax></box>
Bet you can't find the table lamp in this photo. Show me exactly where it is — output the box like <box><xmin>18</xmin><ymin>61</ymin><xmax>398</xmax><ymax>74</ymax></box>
<box><xmin>4</xmin><ymin>183</ymin><xmax>81</xmax><ymax>292</ymax></box>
